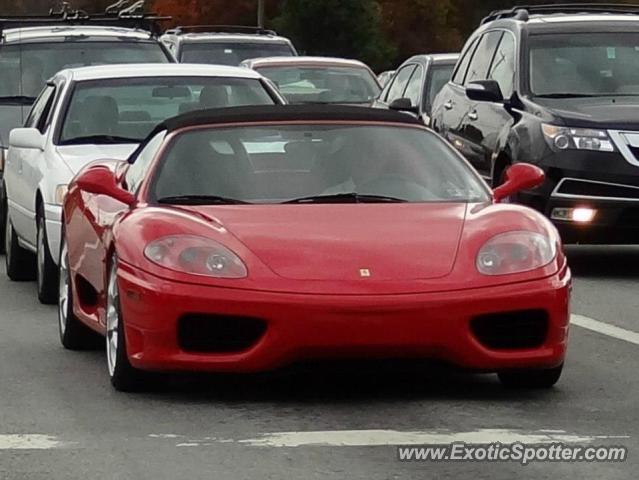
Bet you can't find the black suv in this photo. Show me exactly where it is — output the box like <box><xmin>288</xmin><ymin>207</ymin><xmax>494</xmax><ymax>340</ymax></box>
<box><xmin>431</xmin><ymin>4</ymin><xmax>639</xmax><ymax>244</ymax></box>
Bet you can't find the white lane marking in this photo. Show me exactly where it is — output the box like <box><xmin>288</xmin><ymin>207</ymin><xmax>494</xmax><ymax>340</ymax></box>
<box><xmin>163</xmin><ymin>429</ymin><xmax>628</xmax><ymax>448</ymax></box>
<box><xmin>0</xmin><ymin>435</ymin><xmax>63</xmax><ymax>450</ymax></box>
<box><xmin>571</xmin><ymin>314</ymin><xmax>639</xmax><ymax>346</ymax></box>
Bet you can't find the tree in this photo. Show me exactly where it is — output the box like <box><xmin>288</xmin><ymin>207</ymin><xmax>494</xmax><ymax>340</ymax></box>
<box><xmin>379</xmin><ymin>0</ymin><xmax>462</xmax><ymax>65</ymax></box>
<box><xmin>273</xmin><ymin>0</ymin><xmax>396</xmax><ymax>71</ymax></box>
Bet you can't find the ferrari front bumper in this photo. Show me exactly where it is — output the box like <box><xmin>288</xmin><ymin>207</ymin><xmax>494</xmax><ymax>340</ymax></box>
<box><xmin>116</xmin><ymin>262</ymin><xmax>571</xmax><ymax>374</ymax></box>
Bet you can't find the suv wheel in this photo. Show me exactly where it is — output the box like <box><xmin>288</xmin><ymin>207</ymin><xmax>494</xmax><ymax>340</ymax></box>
<box><xmin>36</xmin><ymin>207</ymin><xmax>58</xmax><ymax>304</ymax></box>
<box><xmin>5</xmin><ymin>214</ymin><xmax>35</xmax><ymax>281</ymax></box>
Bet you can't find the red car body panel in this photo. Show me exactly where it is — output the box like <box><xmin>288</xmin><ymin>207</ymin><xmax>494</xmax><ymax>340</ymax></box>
<box><xmin>62</xmin><ymin>119</ymin><xmax>571</xmax><ymax>374</ymax></box>
<box><xmin>114</xmin><ymin>261</ymin><xmax>569</xmax><ymax>373</ymax></box>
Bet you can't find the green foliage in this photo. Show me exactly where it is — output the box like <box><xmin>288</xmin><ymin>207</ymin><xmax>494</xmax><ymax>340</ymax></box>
<box><xmin>273</xmin><ymin>0</ymin><xmax>397</xmax><ymax>71</ymax></box>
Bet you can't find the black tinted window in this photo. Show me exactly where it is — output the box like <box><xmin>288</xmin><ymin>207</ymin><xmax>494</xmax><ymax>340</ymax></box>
<box><xmin>386</xmin><ymin>65</ymin><xmax>416</xmax><ymax>102</ymax></box>
<box><xmin>25</xmin><ymin>85</ymin><xmax>54</xmax><ymax>130</ymax></box>
<box><xmin>425</xmin><ymin>64</ymin><xmax>455</xmax><ymax>110</ymax></box>
<box><xmin>404</xmin><ymin>65</ymin><xmax>424</xmax><ymax>107</ymax></box>
<box><xmin>489</xmin><ymin>33</ymin><xmax>516</xmax><ymax>98</ymax></box>
<box><xmin>465</xmin><ymin>32</ymin><xmax>503</xmax><ymax>85</ymax></box>
<box><xmin>452</xmin><ymin>38</ymin><xmax>478</xmax><ymax>85</ymax></box>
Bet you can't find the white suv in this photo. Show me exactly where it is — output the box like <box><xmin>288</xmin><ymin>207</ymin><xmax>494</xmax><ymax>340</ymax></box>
<box><xmin>4</xmin><ymin>63</ymin><xmax>284</xmax><ymax>303</ymax></box>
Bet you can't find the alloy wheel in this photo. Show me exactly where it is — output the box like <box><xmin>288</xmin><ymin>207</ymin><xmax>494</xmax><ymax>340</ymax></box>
<box><xmin>37</xmin><ymin>217</ymin><xmax>45</xmax><ymax>291</ymax></box>
<box><xmin>58</xmin><ymin>239</ymin><xmax>69</xmax><ymax>337</ymax></box>
<box><xmin>106</xmin><ymin>262</ymin><xmax>119</xmax><ymax>378</ymax></box>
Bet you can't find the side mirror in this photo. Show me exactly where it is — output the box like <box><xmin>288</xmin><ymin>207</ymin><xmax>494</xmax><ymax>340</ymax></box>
<box><xmin>466</xmin><ymin>80</ymin><xmax>504</xmax><ymax>103</ymax></box>
<box><xmin>389</xmin><ymin>97</ymin><xmax>419</xmax><ymax>114</ymax></box>
<box><xmin>10</xmin><ymin>128</ymin><xmax>45</xmax><ymax>151</ymax></box>
<box><xmin>493</xmin><ymin>163</ymin><xmax>545</xmax><ymax>203</ymax></box>
<box><xmin>75</xmin><ymin>164</ymin><xmax>136</xmax><ymax>206</ymax></box>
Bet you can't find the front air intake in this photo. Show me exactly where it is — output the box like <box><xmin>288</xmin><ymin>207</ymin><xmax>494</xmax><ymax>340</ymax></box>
<box><xmin>470</xmin><ymin>310</ymin><xmax>549</xmax><ymax>350</ymax></box>
<box><xmin>178</xmin><ymin>314</ymin><xmax>267</xmax><ymax>353</ymax></box>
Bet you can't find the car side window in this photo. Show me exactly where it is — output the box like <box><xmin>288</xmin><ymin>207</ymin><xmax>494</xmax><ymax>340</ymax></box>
<box><xmin>465</xmin><ymin>31</ymin><xmax>503</xmax><ymax>85</ymax></box>
<box><xmin>452</xmin><ymin>38</ymin><xmax>479</xmax><ymax>85</ymax></box>
<box><xmin>386</xmin><ymin>65</ymin><xmax>416</xmax><ymax>103</ymax></box>
<box><xmin>125</xmin><ymin>131</ymin><xmax>166</xmax><ymax>193</ymax></box>
<box><xmin>488</xmin><ymin>33</ymin><xmax>516</xmax><ymax>98</ymax></box>
<box><xmin>403</xmin><ymin>65</ymin><xmax>424</xmax><ymax>107</ymax></box>
<box><xmin>41</xmin><ymin>82</ymin><xmax>65</xmax><ymax>133</ymax></box>
<box><xmin>25</xmin><ymin>85</ymin><xmax>55</xmax><ymax>130</ymax></box>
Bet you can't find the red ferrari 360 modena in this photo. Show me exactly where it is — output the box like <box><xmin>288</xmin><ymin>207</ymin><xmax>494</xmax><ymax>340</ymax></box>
<box><xmin>59</xmin><ymin>105</ymin><xmax>571</xmax><ymax>391</ymax></box>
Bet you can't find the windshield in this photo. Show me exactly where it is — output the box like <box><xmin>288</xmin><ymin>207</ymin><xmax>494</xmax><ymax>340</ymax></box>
<box><xmin>180</xmin><ymin>42</ymin><xmax>295</xmax><ymax>65</ymax></box>
<box><xmin>58</xmin><ymin>77</ymin><xmax>275</xmax><ymax>145</ymax></box>
<box><xmin>0</xmin><ymin>42</ymin><xmax>169</xmax><ymax>99</ymax></box>
<box><xmin>426</xmin><ymin>64</ymin><xmax>455</xmax><ymax>109</ymax></box>
<box><xmin>529</xmin><ymin>33</ymin><xmax>639</xmax><ymax>96</ymax></box>
<box><xmin>151</xmin><ymin>124</ymin><xmax>488</xmax><ymax>204</ymax></box>
<box><xmin>256</xmin><ymin>65</ymin><xmax>381</xmax><ymax>104</ymax></box>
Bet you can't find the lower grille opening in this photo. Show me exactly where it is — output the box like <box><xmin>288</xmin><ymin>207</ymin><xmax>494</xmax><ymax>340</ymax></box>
<box><xmin>178</xmin><ymin>314</ymin><xmax>267</xmax><ymax>353</ymax></box>
<box><xmin>470</xmin><ymin>310</ymin><xmax>549</xmax><ymax>350</ymax></box>
<box><xmin>75</xmin><ymin>274</ymin><xmax>98</xmax><ymax>308</ymax></box>
<box><xmin>558</xmin><ymin>179</ymin><xmax>639</xmax><ymax>200</ymax></box>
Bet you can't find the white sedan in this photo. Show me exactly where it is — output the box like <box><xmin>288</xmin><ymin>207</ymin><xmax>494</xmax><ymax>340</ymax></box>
<box><xmin>3</xmin><ymin>63</ymin><xmax>284</xmax><ymax>304</ymax></box>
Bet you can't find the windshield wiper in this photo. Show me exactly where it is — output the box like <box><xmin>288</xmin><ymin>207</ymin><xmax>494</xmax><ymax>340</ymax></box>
<box><xmin>60</xmin><ymin>134</ymin><xmax>142</xmax><ymax>145</ymax></box>
<box><xmin>283</xmin><ymin>192</ymin><xmax>408</xmax><ymax>204</ymax></box>
<box><xmin>157</xmin><ymin>195</ymin><xmax>251</xmax><ymax>205</ymax></box>
<box><xmin>0</xmin><ymin>95</ymin><xmax>37</xmax><ymax>105</ymax></box>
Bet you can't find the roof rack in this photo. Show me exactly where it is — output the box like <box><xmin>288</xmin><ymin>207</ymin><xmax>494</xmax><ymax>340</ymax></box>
<box><xmin>165</xmin><ymin>25</ymin><xmax>278</xmax><ymax>36</ymax></box>
<box><xmin>0</xmin><ymin>0</ymin><xmax>171</xmax><ymax>37</ymax></box>
<box><xmin>481</xmin><ymin>3</ymin><xmax>639</xmax><ymax>24</ymax></box>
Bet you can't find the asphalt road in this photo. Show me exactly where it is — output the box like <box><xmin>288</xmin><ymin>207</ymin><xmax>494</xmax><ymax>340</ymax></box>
<box><xmin>1</xmin><ymin>246</ymin><xmax>638</xmax><ymax>479</ymax></box>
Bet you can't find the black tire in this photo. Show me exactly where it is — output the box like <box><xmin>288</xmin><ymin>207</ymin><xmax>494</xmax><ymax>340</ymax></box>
<box><xmin>5</xmin><ymin>214</ymin><xmax>36</xmax><ymax>281</ymax></box>
<box><xmin>498</xmin><ymin>364</ymin><xmax>563</xmax><ymax>389</ymax></box>
<box><xmin>0</xmin><ymin>182</ymin><xmax>7</xmax><ymax>255</ymax></box>
<box><xmin>36</xmin><ymin>207</ymin><xmax>59</xmax><ymax>304</ymax></box>
<box><xmin>106</xmin><ymin>256</ymin><xmax>152</xmax><ymax>392</ymax></box>
<box><xmin>58</xmin><ymin>233</ymin><xmax>101</xmax><ymax>350</ymax></box>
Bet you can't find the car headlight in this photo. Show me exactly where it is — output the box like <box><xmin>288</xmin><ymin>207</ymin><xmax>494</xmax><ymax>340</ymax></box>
<box><xmin>476</xmin><ymin>231</ymin><xmax>557</xmax><ymax>276</ymax></box>
<box><xmin>54</xmin><ymin>185</ymin><xmax>68</xmax><ymax>205</ymax></box>
<box><xmin>144</xmin><ymin>235</ymin><xmax>247</xmax><ymax>278</ymax></box>
<box><xmin>542</xmin><ymin>124</ymin><xmax>614</xmax><ymax>152</ymax></box>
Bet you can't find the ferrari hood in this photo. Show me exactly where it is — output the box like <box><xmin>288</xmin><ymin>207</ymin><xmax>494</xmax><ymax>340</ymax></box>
<box><xmin>188</xmin><ymin>204</ymin><xmax>467</xmax><ymax>281</ymax></box>
<box><xmin>56</xmin><ymin>144</ymin><xmax>138</xmax><ymax>174</ymax></box>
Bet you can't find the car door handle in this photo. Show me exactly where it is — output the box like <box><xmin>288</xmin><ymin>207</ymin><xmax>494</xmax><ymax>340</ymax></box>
<box><xmin>444</xmin><ymin>101</ymin><xmax>454</xmax><ymax>110</ymax></box>
<box><xmin>468</xmin><ymin>110</ymin><xmax>479</xmax><ymax>121</ymax></box>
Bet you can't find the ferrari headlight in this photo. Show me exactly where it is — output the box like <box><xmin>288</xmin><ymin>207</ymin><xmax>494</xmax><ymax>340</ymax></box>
<box><xmin>476</xmin><ymin>231</ymin><xmax>556</xmax><ymax>276</ymax></box>
<box><xmin>144</xmin><ymin>235</ymin><xmax>247</xmax><ymax>278</ymax></box>
<box><xmin>54</xmin><ymin>185</ymin><xmax>68</xmax><ymax>205</ymax></box>
<box><xmin>542</xmin><ymin>124</ymin><xmax>614</xmax><ymax>152</ymax></box>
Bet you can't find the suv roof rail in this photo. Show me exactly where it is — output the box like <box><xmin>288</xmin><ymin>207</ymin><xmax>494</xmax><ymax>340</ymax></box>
<box><xmin>481</xmin><ymin>3</ymin><xmax>639</xmax><ymax>24</ymax></box>
<box><xmin>165</xmin><ymin>24</ymin><xmax>278</xmax><ymax>36</ymax></box>
<box><xmin>0</xmin><ymin>0</ymin><xmax>171</xmax><ymax>37</ymax></box>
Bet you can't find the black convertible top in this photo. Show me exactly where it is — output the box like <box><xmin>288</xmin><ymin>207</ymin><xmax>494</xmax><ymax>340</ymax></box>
<box><xmin>159</xmin><ymin>104</ymin><xmax>421</xmax><ymax>132</ymax></box>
